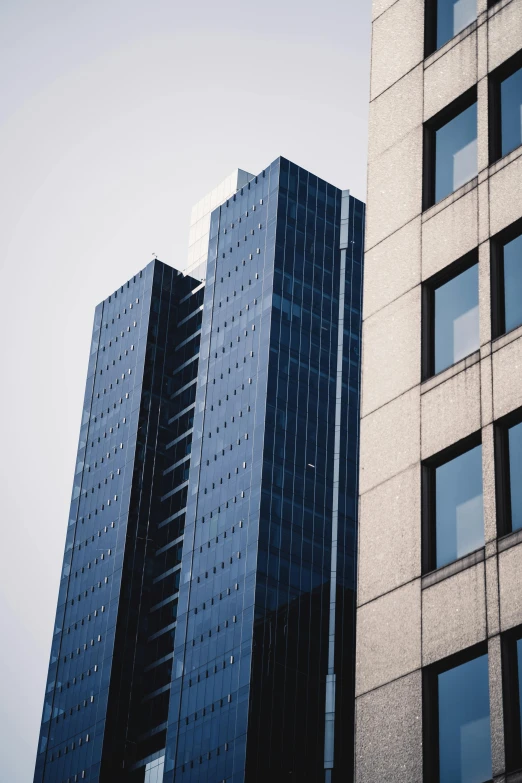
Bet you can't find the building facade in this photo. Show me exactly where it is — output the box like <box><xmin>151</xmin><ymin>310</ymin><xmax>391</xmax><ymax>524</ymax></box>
<box><xmin>35</xmin><ymin>157</ymin><xmax>365</xmax><ymax>783</ymax></box>
<box><xmin>34</xmin><ymin>261</ymin><xmax>204</xmax><ymax>783</ymax></box>
<box><xmin>356</xmin><ymin>1</ymin><xmax>522</xmax><ymax>782</ymax></box>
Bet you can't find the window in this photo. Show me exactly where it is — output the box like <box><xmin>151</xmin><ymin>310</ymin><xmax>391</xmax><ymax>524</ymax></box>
<box><xmin>423</xmin><ymin>436</ymin><xmax>483</xmax><ymax>571</ymax></box>
<box><xmin>495</xmin><ymin>409</ymin><xmax>522</xmax><ymax>535</ymax></box>
<box><xmin>491</xmin><ymin>220</ymin><xmax>522</xmax><ymax>338</ymax></box>
<box><xmin>423</xmin><ymin>256</ymin><xmax>479</xmax><ymax>378</ymax></box>
<box><xmin>424</xmin><ymin>91</ymin><xmax>477</xmax><ymax>208</ymax></box>
<box><xmin>502</xmin><ymin>627</ymin><xmax>522</xmax><ymax>772</ymax></box>
<box><xmin>489</xmin><ymin>51</ymin><xmax>522</xmax><ymax>163</ymax></box>
<box><xmin>424</xmin><ymin>645</ymin><xmax>492</xmax><ymax>783</ymax></box>
<box><xmin>426</xmin><ymin>0</ymin><xmax>477</xmax><ymax>54</ymax></box>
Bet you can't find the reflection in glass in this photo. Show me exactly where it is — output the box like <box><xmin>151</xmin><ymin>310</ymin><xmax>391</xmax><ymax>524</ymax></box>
<box><xmin>437</xmin><ymin>0</ymin><xmax>476</xmax><ymax>49</ymax></box>
<box><xmin>438</xmin><ymin>654</ymin><xmax>491</xmax><ymax>783</ymax></box>
<box><xmin>501</xmin><ymin>66</ymin><xmax>522</xmax><ymax>158</ymax></box>
<box><xmin>508</xmin><ymin>422</ymin><xmax>522</xmax><ymax>532</ymax></box>
<box><xmin>435</xmin><ymin>264</ymin><xmax>479</xmax><ymax>374</ymax></box>
<box><xmin>435</xmin><ymin>103</ymin><xmax>477</xmax><ymax>203</ymax></box>
<box><xmin>436</xmin><ymin>444</ymin><xmax>483</xmax><ymax>568</ymax></box>
<box><xmin>503</xmin><ymin>233</ymin><xmax>522</xmax><ymax>333</ymax></box>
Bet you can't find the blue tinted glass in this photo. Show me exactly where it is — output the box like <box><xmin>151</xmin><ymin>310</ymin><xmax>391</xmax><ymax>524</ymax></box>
<box><xmin>501</xmin><ymin>67</ymin><xmax>522</xmax><ymax>157</ymax></box>
<box><xmin>437</xmin><ymin>0</ymin><xmax>477</xmax><ymax>49</ymax></box>
<box><xmin>504</xmin><ymin>233</ymin><xmax>522</xmax><ymax>333</ymax></box>
<box><xmin>438</xmin><ymin>654</ymin><xmax>491</xmax><ymax>783</ymax></box>
<box><xmin>435</xmin><ymin>103</ymin><xmax>477</xmax><ymax>203</ymax></box>
<box><xmin>436</xmin><ymin>444</ymin><xmax>483</xmax><ymax>568</ymax></box>
<box><xmin>509</xmin><ymin>422</ymin><xmax>522</xmax><ymax>532</ymax></box>
<box><xmin>435</xmin><ymin>264</ymin><xmax>479</xmax><ymax>374</ymax></box>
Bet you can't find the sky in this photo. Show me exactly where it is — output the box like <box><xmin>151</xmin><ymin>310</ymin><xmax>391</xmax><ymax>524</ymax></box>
<box><xmin>0</xmin><ymin>1</ymin><xmax>371</xmax><ymax>779</ymax></box>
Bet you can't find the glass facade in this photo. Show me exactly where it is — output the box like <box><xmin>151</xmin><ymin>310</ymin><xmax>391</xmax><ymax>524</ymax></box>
<box><xmin>34</xmin><ymin>157</ymin><xmax>364</xmax><ymax>783</ymax></box>
<box><xmin>163</xmin><ymin>158</ymin><xmax>364</xmax><ymax>783</ymax></box>
<box><xmin>434</xmin><ymin>263</ymin><xmax>479</xmax><ymax>374</ymax></box>
<box><xmin>34</xmin><ymin>261</ymin><xmax>204</xmax><ymax>783</ymax></box>
<box><xmin>436</xmin><ymin>0</ymin><xmax>476</xmax><ymax>51</ymax></box>
<box><xmin>500</xmin><ymin>66</ymin><xmax>522</xmax><ymax>158</ymax></box>
<box><xmin>435</xmin><ymin>443</ymin><xmax>484</xmax><ymax>568</ymax></box>
<box><xmin>507</xmin><ymin>421</ymin><xmax>522</xmax><ymax>532</ymax></box>
<box><xmin>435</xmin><ymin>102</ymin><xmax>477</xmax><ymax>203</ymax></box>
<box><xmin>437</xmin><ymin>653</ymin><xmax>492</xmax><ymax>783</ymax></box>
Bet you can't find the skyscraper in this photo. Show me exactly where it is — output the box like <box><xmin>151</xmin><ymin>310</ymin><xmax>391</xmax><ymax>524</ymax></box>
<box><xmin>356</xmin><ymin>1</ymin><xmax>522</xmax><ymax>781</ymax></box>
<box><xmin>34</xmin><ymin>156</ymin><xmax>364</xmax><ymax>783</ymax></box>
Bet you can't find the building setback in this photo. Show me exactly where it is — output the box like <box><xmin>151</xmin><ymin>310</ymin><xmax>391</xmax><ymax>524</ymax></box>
<box><xmin>356</xmin><ymin>1</ymin><xmax>522</xmax><ymax>782</ymax></box>
<box><xmin>34</xmin><ymin>157</ymin><xmax>365</xmax><ymax>783</ymax></box>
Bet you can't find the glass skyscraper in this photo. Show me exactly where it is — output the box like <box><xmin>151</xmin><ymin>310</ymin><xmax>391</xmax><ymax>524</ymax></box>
<box><xmin>34</xmin><ymin>157</ymin><xmax>364</xmax><ymax>783</ymax></box>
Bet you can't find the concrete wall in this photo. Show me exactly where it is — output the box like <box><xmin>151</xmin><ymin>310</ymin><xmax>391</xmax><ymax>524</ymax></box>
<box><xmin>356</xmin><ymin>1</ymin><xmax>522</xmax><ymax>779</ymax></box>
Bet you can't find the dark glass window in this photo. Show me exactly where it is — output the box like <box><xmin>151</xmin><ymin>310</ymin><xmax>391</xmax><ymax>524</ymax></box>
<box><xmin>426</xmin><ymin>650</ymin><xmax>492</xmax><ymax>783</ymax></box>
<box><xmin>500</xmin><ymin>66</ymin><xmax>522</xmax><ymax>157</ymax></box>
<box><xmin>425</xmin><ymin>261</ymin><xmax>479</xmax><ymax>377</ymax></box>
<box><xmin>492</xmin><ymin>222</ymin><xmax>522</xmax><ymax>338</ymax></box>
<box><xmin>435</xmin><ymin>0</ymin><xmax>476</xmax><ymax>51</ymax></box>
<box><xmin>435</xmin><ymin>103</ymin><xmax>477</xmax><ymax>203</ymax></box>
<box><xmin>502</xmin><ymin>628</ymin><xmax>522</xmax><ymax>772</ymax></box>
<box><xmin>495</xmin><ymin>410</ymin><xmax>522</xmax><ymax>536</ymax></box>
<box><xmin>424</xmin><ymin>438</ymin><xmax>484</xmax><ymax>571</ymax></box>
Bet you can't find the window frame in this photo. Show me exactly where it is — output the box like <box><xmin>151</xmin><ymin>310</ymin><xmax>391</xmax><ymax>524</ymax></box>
<box><xmin>502</xmin><ymin>626</ymin><xmax>522</xmax><ymax>773</ymax></box>
<box><xmin>494</xmin><ymin>406</ymin><xmax>522</xmax><ymax>537</ymax></box>
<box><xmin>424</xmin><ymin>0</ymin><xmax>477</xmax><ymax>57</ymax></box>
<box><xmin>422</xmin><ymin>431</ymin><xmax>482</xmax><ymax>574</ymax></box>
<box><xmin>488</xmin><ymin>48</ymin><xmax>522</xmax><ymax>165</ymax></box>
<box><xmin>423</xmin><ymin>641</ymin><xmax>490</xmax><ymax>783</ymax></box>
<box><xmin>423</xmin><ymin>87</ymin><xmax>478</xmax><ymax>210</ymax></box>
<box><xmin>491</xmin><ymin>218</ymin><xmax>522</xmax><ymax>340</ymax></box>
<box><xmin>422</xmin><ymin>249</ymin><xmax>479</xmax><ymax>381</ymax></box>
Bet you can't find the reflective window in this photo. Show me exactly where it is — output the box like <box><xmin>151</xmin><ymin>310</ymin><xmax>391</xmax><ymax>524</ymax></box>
<box><xmin>435</xmin><ymin>443</ymin><xmax>483</xmax><ymax>568</ymax></box>
<box><xmin>437</xmin><ymin>653</ymin><xmax>491</xmax><ymax>783</ymax></box>
<box><xmin>502</xmin><ymin>232</ymin><xmax>522</xmax><ymax>334</ymax></box>
<box><xmin>434</xmin><ymin>263</ymin><xmax>479</xmax><ymax>374</ymax></box>
<box><xmin>518</xmin><ymin>638</ymin><xmax>522</xmax><ymax>747</ymax></box>
<box><xmin>436</xmin><ymin>0</ymin><xmax>477</xmax><ymax>50</ymax></box>
<box><xmin>500</xmin><ymin>66</ymin><xmax>522</xmax><ymax>158</ymax></box>
<box><xmin>435</xmin><ymin>102</ymin><xmax>477</xmax><ymax>203</ymax></box>
<box><xmin>506</xmin><ymin>421</ymin><xmax>522</xmax><ymax>532</ymax></box>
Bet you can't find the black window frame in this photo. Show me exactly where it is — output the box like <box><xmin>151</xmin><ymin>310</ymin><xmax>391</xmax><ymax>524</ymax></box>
<box><xmin>422</xmin><ymin>431</ymin><xmax>483</xmax><ymax>574</ymax></box>
<box><xmin>502</xmin><ymin>626</ymin><xmax>522</xmax><ymax>774</ymax></box>
<box><xmin>422</xmin><ymin>249</ymin><xmax>479</xmax><ymax>381</ymax></box>
<box><xmin>423</xmin><ymin>87</ymin><xmax>478</xmax><ymax>211</ymax></box>
<box><xmin>494</xmin><ymin>406</ymin><xmax>522</xmax><ymax>537</ymax></box>
<box><xmin>423</xmin><ymin>641</ymin><xmax>490</xmax><ymax>783</ymax></box>
<box><xmin>489</xmin><ymin>49</ymin><xmax>522</xmax><ymax>165</ymax></box>
<box><xmin>424</xmin><ymin>0</ymin><xmax>478</xmax><ymax>58</ymax></box>
<box><xmin>491</xmin><ymin>217</ymin><xmax>522</xmax><ymax>339</ymax></box>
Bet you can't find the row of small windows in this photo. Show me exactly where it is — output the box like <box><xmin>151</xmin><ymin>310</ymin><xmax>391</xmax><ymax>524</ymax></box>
<box><xmin>98</xmin><ymin>347</ymin><xmax>134</xmax><ymax>370</ymax></box>
<box><xmin>423</xmin><ymin>50</ymin><xmax>522</xmax><ymax>209</ymax></box>
<box><xmin>423</xmin><ymin>409</ymin><xmax>522</xmax><ymax>573</ymax></box>
<box><xmin>102</xmin><ymin>298</ymin><xmax>139</xmax><ymax>328</ymax></box>
<box><xmin>54</xmin><ymin>693</ymin><xmax>96</xmax><ymax>721</ymax></box>
<box><xmin>90</xmin><ymin>396</ymin><xmax>129</xmax><ymax>424</ymax></box>
<box><xmin>68</xmin><ymin>576</ymin><xmax>110</xmax><ymax>609</ymax></box>
<box><xmin>177</xmin><ymin>738</ymin><xmax>232</xmax><ymax>776</ymax></box>
<box><xmin>203</xmin><ymin>463</ymin><xmax>248</xmax><ymax>492</ymax></box>
<box><xmin>426</xmin><ymin>0</ymin><xmax>503</xmax><ymax>55</ymax></box>
<box><xmin>192</xmin><ymin>581</ymin><xmax>240</xmax><ymax>617</ymax></box>
<box><xmin>423</xmin><ymin>220</ymin><xmax>522</xmax><ymax>379</ymax></box>
<box><xmin>57</xmin><ymin>663</ymin><xmax>99</xmax><ymax>694</ymax></box>
<box><xmin>63</xmin><ymin>603</ymin><xmax>107</xmax><ymax>637</ymax></box>
<box><xmin>62</xmin><ymin>634</ymin><xmax>104</xmax><ymax>664</ymax></box>
<box><xmin>187</xmin><ymin>654</ymin><xmax>236</xmax><ymax>688</ymax></box>
<box><xmin>424</xmin><ymin>631</ymin><xmax>522</xmax><ymax>781</ymax></box>
<box><xmin>190</xmin><ymin>613</ymin><xmax>238</xmax><ymax>648</ymax></box>
<box><xmin>194</xmin><ymin>551</ymin><xmax>242</xmax><ymax>583</ymax></box>
<box><xmin>49</xmin><ymin>732</ymin><xmax>90</xmax><ymax>763</ymax></box>
<box><xmin>197</xmin><ymin>491</ymin><xmax>247</xmax><ymax>521</ymax></box>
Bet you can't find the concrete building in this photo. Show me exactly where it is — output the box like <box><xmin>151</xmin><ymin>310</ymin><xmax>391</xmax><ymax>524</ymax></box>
<box><xmin>356</xmin><ymin>1</ymin><xmax>522</xmax><ymax>781</ymax></box>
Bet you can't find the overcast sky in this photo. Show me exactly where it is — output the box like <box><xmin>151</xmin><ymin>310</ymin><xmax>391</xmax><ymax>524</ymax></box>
<box><xmin>0</xmin><ymin>1</ymin><xmax>370</xmax><ymax>779</ymax></box>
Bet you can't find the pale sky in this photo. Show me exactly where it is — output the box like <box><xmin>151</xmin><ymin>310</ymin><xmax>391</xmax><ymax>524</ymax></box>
<box><xmin>0</xmin><ymin>1</ymin><xmax>370</xmax><ymax>779</ymax></box>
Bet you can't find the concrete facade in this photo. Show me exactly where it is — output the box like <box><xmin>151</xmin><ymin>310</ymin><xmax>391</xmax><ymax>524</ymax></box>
<box><xmin>356</xmin><ymin>1</ymin><xmax>522</xmax><ymax>780</ymax></box>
